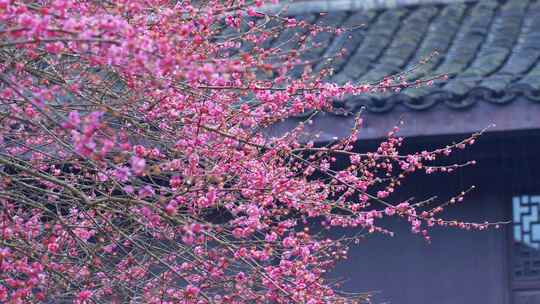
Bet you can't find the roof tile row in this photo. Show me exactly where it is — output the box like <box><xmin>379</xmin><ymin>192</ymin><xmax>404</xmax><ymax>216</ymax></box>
<box><xmin>284</xmin><ymin>0</ymin><xmax>540</xmax><ymax>114</ymax></box>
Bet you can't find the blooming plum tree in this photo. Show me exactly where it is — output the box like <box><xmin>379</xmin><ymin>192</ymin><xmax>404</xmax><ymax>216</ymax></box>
<box><xmin>0</xmin><ymin>1</ymin><xmax>501</xmax><ymax>303</ymax></box>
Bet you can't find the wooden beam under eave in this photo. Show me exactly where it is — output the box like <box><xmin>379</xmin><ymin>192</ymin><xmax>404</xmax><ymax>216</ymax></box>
<box><xmin>265</xmin><ymin>98</ymin><xmax>540</xmax><ymax>143</ymax></box>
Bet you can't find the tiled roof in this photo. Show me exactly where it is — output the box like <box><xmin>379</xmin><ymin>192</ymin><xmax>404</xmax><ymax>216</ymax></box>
<box><xmin>279</xmin><ymin>0</ymin><xmax>540</xmax><ymax>114</ymax></box>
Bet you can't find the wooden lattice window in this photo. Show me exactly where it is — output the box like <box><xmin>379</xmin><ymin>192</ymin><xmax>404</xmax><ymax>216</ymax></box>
<box><xmin>513</xmin><ymin>195</ymin><xmax>540</xmax><ymax>280</ymax></box>
<box><xmin>512</xmin><ymin>195</ymin><xmax>540</xmax><ymax>304</ymax></box>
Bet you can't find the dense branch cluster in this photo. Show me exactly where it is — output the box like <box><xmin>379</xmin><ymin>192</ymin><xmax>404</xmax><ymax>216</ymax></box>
<box><xmin>0</xmin><ymin>1</ymin><xmax>499</xmax><ymax>303</ymax></box>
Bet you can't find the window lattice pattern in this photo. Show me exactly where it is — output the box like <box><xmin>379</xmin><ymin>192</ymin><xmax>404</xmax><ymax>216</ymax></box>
<box><xmin>513</xmin><ymin>195</ymin><xmax>540</xmax><ymax>279</ymax></box>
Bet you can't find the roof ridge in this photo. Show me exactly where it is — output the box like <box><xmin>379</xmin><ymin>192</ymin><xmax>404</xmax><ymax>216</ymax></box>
<box><xmin>262</xmin><ymin>0</ymin><xmax>478</xmax><ymax>15</ymax></box>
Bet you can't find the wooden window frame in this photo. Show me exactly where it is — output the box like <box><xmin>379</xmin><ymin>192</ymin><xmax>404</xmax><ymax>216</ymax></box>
<box><xmin>508</xmin><ymin>194</ymin><xmax>540</xmax><ymax>303</ymax></box>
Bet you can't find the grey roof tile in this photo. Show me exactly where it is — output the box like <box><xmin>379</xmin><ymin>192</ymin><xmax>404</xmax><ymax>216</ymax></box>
<box><xmin>287</xmin><ymin>0</ymin><xmax>540</xmax><ymax>114</ymax></box>
<box><xmin>289</xmin><ymin>12</ymin><xmax>349</xmax><ymax>77</ymax></box>
<box><xmin>359</xmin><ymin>7</ymin><xmax>438</xmax><ymax>83</ymax></box>
<box><xmin>317</xmin><ymin>10</ymin><xmax>377</xmax><ymax>74</ymax></box>
<box><xmin>340</xmin><ymin>9</ymin><xmax>408</xmax><ymax>80</ymax></box>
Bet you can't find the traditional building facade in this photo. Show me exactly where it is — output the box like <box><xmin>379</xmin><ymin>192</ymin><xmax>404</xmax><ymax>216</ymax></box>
<box><xmin>267</xmin><ymin>0</ymin><xmax>540</xmax><ymax>303</ymax></box>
